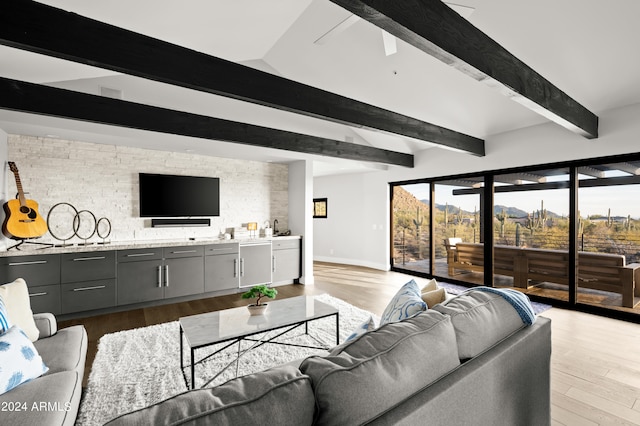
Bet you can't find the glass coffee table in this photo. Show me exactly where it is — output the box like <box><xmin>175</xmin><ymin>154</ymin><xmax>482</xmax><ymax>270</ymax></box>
<box><xmin>179</xmin><ymin>295</ymin><xmax>339</xmax><ymax>389</ymax></box>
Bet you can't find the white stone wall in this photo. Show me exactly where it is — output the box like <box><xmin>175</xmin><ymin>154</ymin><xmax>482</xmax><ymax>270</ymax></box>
<box><xmin>6</xmin><ymin>135</ymin><xmax>288</xmax><ymax>245</ymax></box>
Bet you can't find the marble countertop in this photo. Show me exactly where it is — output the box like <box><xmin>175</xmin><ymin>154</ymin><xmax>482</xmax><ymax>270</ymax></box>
<box><xmin>0</xmin><ymin>235</ymin><xmax>301</xmax><ymax>257</ymax></box>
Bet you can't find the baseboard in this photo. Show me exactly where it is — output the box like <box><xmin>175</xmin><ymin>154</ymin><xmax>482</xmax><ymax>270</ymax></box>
<box><xmin>313</xmin><ymin>256</ymin><xmax>389</xmax><ymax>271</ymax></box>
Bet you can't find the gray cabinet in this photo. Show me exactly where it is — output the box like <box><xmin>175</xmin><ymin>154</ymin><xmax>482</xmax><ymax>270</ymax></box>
<box><xmin>116</xmin><ymin>246</ymin><xmax>204</xmax><ymax>306</ymax></box>
<box><xmin>272</xmin><ymin>239</ymin><xmax>301</xmax><ymax>283</ymax></box>
<box><xmin>116</xmin><ymin>248</ymin><xmax>164</xmax><ymax>305</ymax></box>
<box><xmin>0</xmin><ymin>254</ymin><xmax>61</xmax><ymax>314</ymax></box>
<box><xmin>60</xmin><ymin>252</ymin><xmax>116</xmax><ymax>314</ymax></box>
<box><xmin>239</xmin><ymin>243</ymin><xmax>272</xmax><ymax>288</ymax></box>
<box><xmin>163</xmin><ymin>246</ymin><xmax>205</xmax><ymax>298</ymax></box>
<box><xmin>204</xmin><ymin>243</ymin><xmax>239</xmax><ymax>292</ymax></box>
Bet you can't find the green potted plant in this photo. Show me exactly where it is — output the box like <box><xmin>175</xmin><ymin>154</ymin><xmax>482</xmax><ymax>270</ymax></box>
<box><xmin>241</xmin><ymin>284</ymin><xmax>278</xmax><ymax>315</ymax></box>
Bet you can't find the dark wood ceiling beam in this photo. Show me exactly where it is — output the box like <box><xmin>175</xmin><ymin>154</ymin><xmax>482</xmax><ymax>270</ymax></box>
<box><xmin>0</xmin><ymin>1</ymin><xmax>484</xmax><ymax>156</ymax></box>
<box><xmin>0</xmin><ymin>77</ymin><xmax>413</xmax><ymax>167</ymax></box>
<box><xmin>330</xmin><ymin>0</ymin><xmax>599</xmax><ymax>139</ymax></box>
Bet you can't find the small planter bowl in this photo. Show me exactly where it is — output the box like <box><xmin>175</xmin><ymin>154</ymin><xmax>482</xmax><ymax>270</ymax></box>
<box><xmin>247</xmin><ymin>303</ymin><xmax>268</xmax><ymax>316</ymax></box>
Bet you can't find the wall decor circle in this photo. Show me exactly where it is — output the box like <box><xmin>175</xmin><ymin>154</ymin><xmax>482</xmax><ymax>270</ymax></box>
<box><xmin>96</xmin><ymin>217</ymin><xmax>112</xmax><ymax>241</ymax></box>
<box><xmin>46</xmin><ymin>202</ymin><xmax>79</xmax><ymax>244</ymax></box>
<box><xmin>73</xmin><ymin>209</ymin><xmax>97</xmax><ymax>242</ymax></box>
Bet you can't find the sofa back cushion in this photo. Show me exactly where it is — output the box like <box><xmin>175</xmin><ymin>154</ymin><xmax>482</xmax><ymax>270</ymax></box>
<box><xmin>105</xmin><ymin>365</ymin><xmax>314</xmax><ymax>426</ymax></box>
<box><xmin>432</xmin><ymin>289</ymin><xmax>526</xmax><ymax>359</ymax></box>
<box><xmin>299</xmin><ymin>310</ymin><xmax>460</xmax><ymax>426</ymax></box>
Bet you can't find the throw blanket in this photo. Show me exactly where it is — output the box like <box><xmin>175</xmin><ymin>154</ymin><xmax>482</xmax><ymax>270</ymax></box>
<box><xmin>468</xmin><ymin>287</ymin><xmax>537</xmax><ymax>325</ymax></box>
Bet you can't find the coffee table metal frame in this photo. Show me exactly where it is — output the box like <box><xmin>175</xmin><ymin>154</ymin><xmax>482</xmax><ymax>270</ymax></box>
<box><xmin>179</xmin><ymin>296</ymin><xmax>339</xmax><ymax>389</ymax></box>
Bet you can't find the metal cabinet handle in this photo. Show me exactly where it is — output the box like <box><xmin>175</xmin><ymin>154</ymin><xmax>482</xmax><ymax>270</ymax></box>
<box><xmin>233</xmin><ymin>258</ymin><xmax>238</xmax><ymax>277</ymax></box>
<box><xmin>272</xmin><ymin>255</ymin><xmax>276</xmax><ymax>272</ymax></box>
<box><xmin>240</xmin><ymin>258</ymin><xmax>245</xmax><ymax>277</ymax></box>
<box><xmin>73</xmin><ymin>285</ymin><xmax>106</xmax><ymax>292</ymax></box>
<box><xmin>165</xmin><ymin>265</ymin><xmax>170</xmax><ymax>287</ymax></box>
<box><xmin>157</xmin><ymin>266</ymin><xmax>162</xmax><ymax>288</ymax></box>
<box><xmin>9</xmin><ymin>260</ymin><xmax>47</xmax><ymax>266</ymax></box>
<box><xmin>29</xmin><ymin>292</ymin><xmax>48</xmax><ymax>297</ymax></box>
<box><xmin>73</xmin><ymin>256</ymin><xmax>106</xmax><ymax>262</ymax></box>
<box><xmin>171</xmin><ymin>250</ymin><xmax>197</xmax><ymax>254</ymax></box>
<box><xmin>127</xmin><ymin>253</ymin><xmax>157</xmax><ymax>258</ymax></box>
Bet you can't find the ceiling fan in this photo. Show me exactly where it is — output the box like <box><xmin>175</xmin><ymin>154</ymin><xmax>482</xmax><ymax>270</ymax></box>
<box><xmin>314</xmin><ymin>1</ymin><xmax>476</xmax><ymax>56</ymax></box>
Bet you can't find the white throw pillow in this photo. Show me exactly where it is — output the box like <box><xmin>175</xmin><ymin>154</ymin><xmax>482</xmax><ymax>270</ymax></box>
<box><xmin>0</xmin><ymin>279</ymin><xmax>40</xmax><ymax>342</ymax></box>
<box><xmin>0</xmin><ymin>326</ymin><xmax>49</xmax><ymax>395</ymax></box>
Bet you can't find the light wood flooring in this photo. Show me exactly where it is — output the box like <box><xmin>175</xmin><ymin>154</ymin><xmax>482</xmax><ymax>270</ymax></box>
<box><xmin>59</xmin><ymin>262</ymin><xmax>640</xmax><ymax>425</ymax></box>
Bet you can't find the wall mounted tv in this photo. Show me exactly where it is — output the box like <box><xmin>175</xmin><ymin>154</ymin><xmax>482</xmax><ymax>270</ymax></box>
<box><xmin>139</xmin><ymin>173</ymin><xmax>220</xmax><ymax>217</ymax></box>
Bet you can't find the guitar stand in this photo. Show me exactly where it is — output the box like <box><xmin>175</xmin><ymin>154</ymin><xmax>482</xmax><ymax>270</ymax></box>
<box><xmin>8</xmin><ymin>239</ymin><xmax>55</xmax><ymax>251</ymax></box>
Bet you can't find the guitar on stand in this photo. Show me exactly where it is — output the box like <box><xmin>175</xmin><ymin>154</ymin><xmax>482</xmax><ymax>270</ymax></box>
<box><xmin>2</xmin><ymin>162</ymin><xmax>49</xmax><ymax>249</ymax></box>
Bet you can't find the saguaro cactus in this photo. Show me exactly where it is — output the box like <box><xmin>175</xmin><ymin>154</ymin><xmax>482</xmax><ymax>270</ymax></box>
<box><xmin>496</xmin><ymin>208</ymin><xmax>507</xmax><ymax>238</ymax></box>
<box><xmin>413</xmin><ymin>207</ymin><xmax>424</xmax><ymax>258</ymax></box>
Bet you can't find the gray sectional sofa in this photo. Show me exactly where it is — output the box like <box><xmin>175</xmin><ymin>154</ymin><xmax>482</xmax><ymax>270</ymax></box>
<box><xmin>0</xmin><ymin>313</ymin><xmax>88</xmax><ymax>426</ymax></box>
<box><xmin>106</xmin><ymin>290</ymin><xmax>552</xmax><ymax>426</ymax></box>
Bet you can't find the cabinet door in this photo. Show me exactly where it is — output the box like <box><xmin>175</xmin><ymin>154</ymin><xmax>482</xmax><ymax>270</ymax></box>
<box><xmin>273</xmin><ymin>249</ymin><xmax>301</xmax><ymax>283</ymax></box>
<box><xmin>117</xmin><ymin>259</ymin><xmax>164</xmax><ymax>305</ymax></box>
<box><xmin>61</xmin><ymin>279</ymin><xmax>116</xmax><ymax>314</ymax></box>
<box><xmin>239</xmin><ymin>244</ymin><xmax>272</xmax><ymax>287</ymax></box>
<box><xmin>28</xmin><ymin>284</ymin><xmax>61</xmax><ymax>315</ymax></box>
<box><xmin>61</xmin><ymin>252</ymin><xmax>116</xmax><ymax>283</ymax></box>
<box><xmin>0</xmin><ymin>254</ymin><xmax>60</xmax><ymax>287</ymax></box>
<box><xmin>164</xmin><ymin>256</ymin><xmax>204</xmax><ymax>299</ymax></box>
<box><xmin>205</xmin><ymin>253</ymin><xmax>239</xmax><ymax>292</ymax></box>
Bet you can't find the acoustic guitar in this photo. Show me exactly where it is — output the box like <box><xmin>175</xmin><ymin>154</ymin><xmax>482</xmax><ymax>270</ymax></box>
<box><xmin>2</xmin><ymin>162</ymin><xmax>48</xmax><ymax>239</ymax></box>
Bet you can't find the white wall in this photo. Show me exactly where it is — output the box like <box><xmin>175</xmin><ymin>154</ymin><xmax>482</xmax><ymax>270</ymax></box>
<box><xmin>4</xmin><ymin>135</ymin><xmax>289</xmax><ymax>247</ymax></box>
<box><xmin>314</xmin><ymin>102</ymin><xmax>640</xmax><ymax>270</ymax></box>
<box><xmin>313</xmin><ymin>173</ymin><xmax>389</xmax><ymax>270</ymax></box>
<box><xmin>288</xmin><ymin>160</ymin><xmax>314</xmax><ymax>284</ymax></box>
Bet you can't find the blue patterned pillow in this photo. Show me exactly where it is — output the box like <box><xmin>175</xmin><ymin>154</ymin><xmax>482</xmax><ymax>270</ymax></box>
<box><xmin>0</xmin><ymin>295</ymin><xmax>10</xmax><ymax>335</ymax></box>
<box><xmin>0</xmin><ymin>326</ymin><xmax>49</xmax><ymax>395</ymax></box>
<box><xmin>380</xmin><ymin>280</ymin><xmax>427</xmax><ymax>325</ymax></box>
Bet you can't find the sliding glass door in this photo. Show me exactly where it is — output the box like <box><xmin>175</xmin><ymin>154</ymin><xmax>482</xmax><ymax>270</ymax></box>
<box><xmin>391</xmin><ymin>183</ymin><xmax>431</xmax><ymax>274</ymax></box>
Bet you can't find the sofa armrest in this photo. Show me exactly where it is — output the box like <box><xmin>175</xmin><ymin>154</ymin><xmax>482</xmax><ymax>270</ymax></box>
<box><xmin>33</xmin><ymin>313</ymin><xmax>58</xmax><ymax>338</ymax></box>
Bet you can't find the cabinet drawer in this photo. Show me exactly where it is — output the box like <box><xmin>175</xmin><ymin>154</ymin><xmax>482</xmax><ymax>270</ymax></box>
<box><xmin>28</xmin><ymin>284</ymin><xmax>61</xmax><ymax>315</ymax></box>
<box><xmin>164</xmin><ymin>246</ymin><xmax>204</xmax><ymax>259</ymax></box>
<box><xmin>0</xmin><ymin>254</ymin><xmax>60</xmax><ymax>287</ymax></box>
<box><xmin>272</xmin><ymin>239</ymin><xmax>300</xmax><ymax>251</ymax></box>
<box><xmin>117</xmin><ymin>248</ymin><xmax>163</xmax><ymax>262</ymax></box>
<box><xmin>60</xmin><ymin>279</ymin><xmax>116</xmax><ymax>314</ymax></box>
<box><xmin>61</xmin><ymin>251</ymin><xmax>116</xmax><ymax>283</ymax></box>
<box><xmin>205</xmin><ymin>243</ymin><xmax>239</xmax><ymax>256</ymax></box>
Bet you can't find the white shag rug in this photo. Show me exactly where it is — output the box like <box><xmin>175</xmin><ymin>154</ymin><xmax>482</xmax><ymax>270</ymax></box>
<box><xmin>76</xmin><ymin>294</ymin><xmax>377</xmax><ymax>426</ymax></box>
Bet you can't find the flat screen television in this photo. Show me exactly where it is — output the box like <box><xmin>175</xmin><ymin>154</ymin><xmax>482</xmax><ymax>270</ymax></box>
<box><xmin>139</xmin><ymin>173</ymin><xmax>220</xmax><ymax>217</ymax></box>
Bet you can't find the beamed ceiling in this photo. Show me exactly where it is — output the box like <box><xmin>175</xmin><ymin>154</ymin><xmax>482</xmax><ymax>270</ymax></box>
<box><xmin>1</xmin><ymin>0</ymin><xmax>640</xmax><ymax>176</ymax></box>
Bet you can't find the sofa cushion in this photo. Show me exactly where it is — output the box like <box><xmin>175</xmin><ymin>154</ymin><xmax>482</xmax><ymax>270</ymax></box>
<box><xmin>433</xmin><ymin>289</ymin><xmax>526</xmax><ymax>359</ymax></box>
<box><xmin>0</xmin><ymin>278</ymin><xmax>39</xmax><ymax>342</ymax></box>
<box><xmin>0</xmin><ymin>370</ymin><xmax>83</xmax><ymax>426</ymax></box>
<box><xmin>34</xmin><ymin>325</ymin><xmax>87</xmax><ymax>375</ymax></box>
<box><xmin>105</xmin><ymin>365</ymin><xmax>315</xmax><ymax>426</ymax></box>
<box><xmin>300</xmin><ymin>310</ymin><xmax>460</xmax><ymax>426</ymax></box>
<box><xmin>0</xmin><ymin>326</ymin><xmax>49</xmax><ymax>395</ymax></box>
<box><xmin>379</xmin><ymin>279</ymin><xmax>426</xmax><ymax>325</ymax></box>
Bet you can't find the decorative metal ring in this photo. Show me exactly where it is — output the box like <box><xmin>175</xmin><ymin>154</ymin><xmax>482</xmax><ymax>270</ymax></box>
<box><xmin>73</xmin><ymin>210</ymin><xmax>97</xmax><ymax>240</ymax></box>
<box><xmin>96</xmin><ymin>217</ymin><xmax>112</xmax><ymax>240</ymax></box>
<box><xmin>46</xmin><ymin>202</ymin><xmax>79</xmax><ymax>242</ymax></box>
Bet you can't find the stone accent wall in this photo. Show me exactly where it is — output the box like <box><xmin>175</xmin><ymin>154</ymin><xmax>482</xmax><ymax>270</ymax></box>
<box><xmin>6</xmin><ymin>135</ymin><xmax>288</xmax><ymax>244</ymax></box>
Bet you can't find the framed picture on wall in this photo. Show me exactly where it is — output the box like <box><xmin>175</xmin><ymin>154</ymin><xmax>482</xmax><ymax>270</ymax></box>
<box><xmin>313</xmin><ymin>198</ymin><xmax>328</xmax><ymax>218</ymax></box>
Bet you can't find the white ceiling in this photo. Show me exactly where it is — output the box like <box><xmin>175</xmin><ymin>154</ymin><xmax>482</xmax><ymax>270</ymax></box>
<box><xmin>1</xmin><ymin>0</ymin><xmax>640</xmax><ymax>176</ymax></box>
